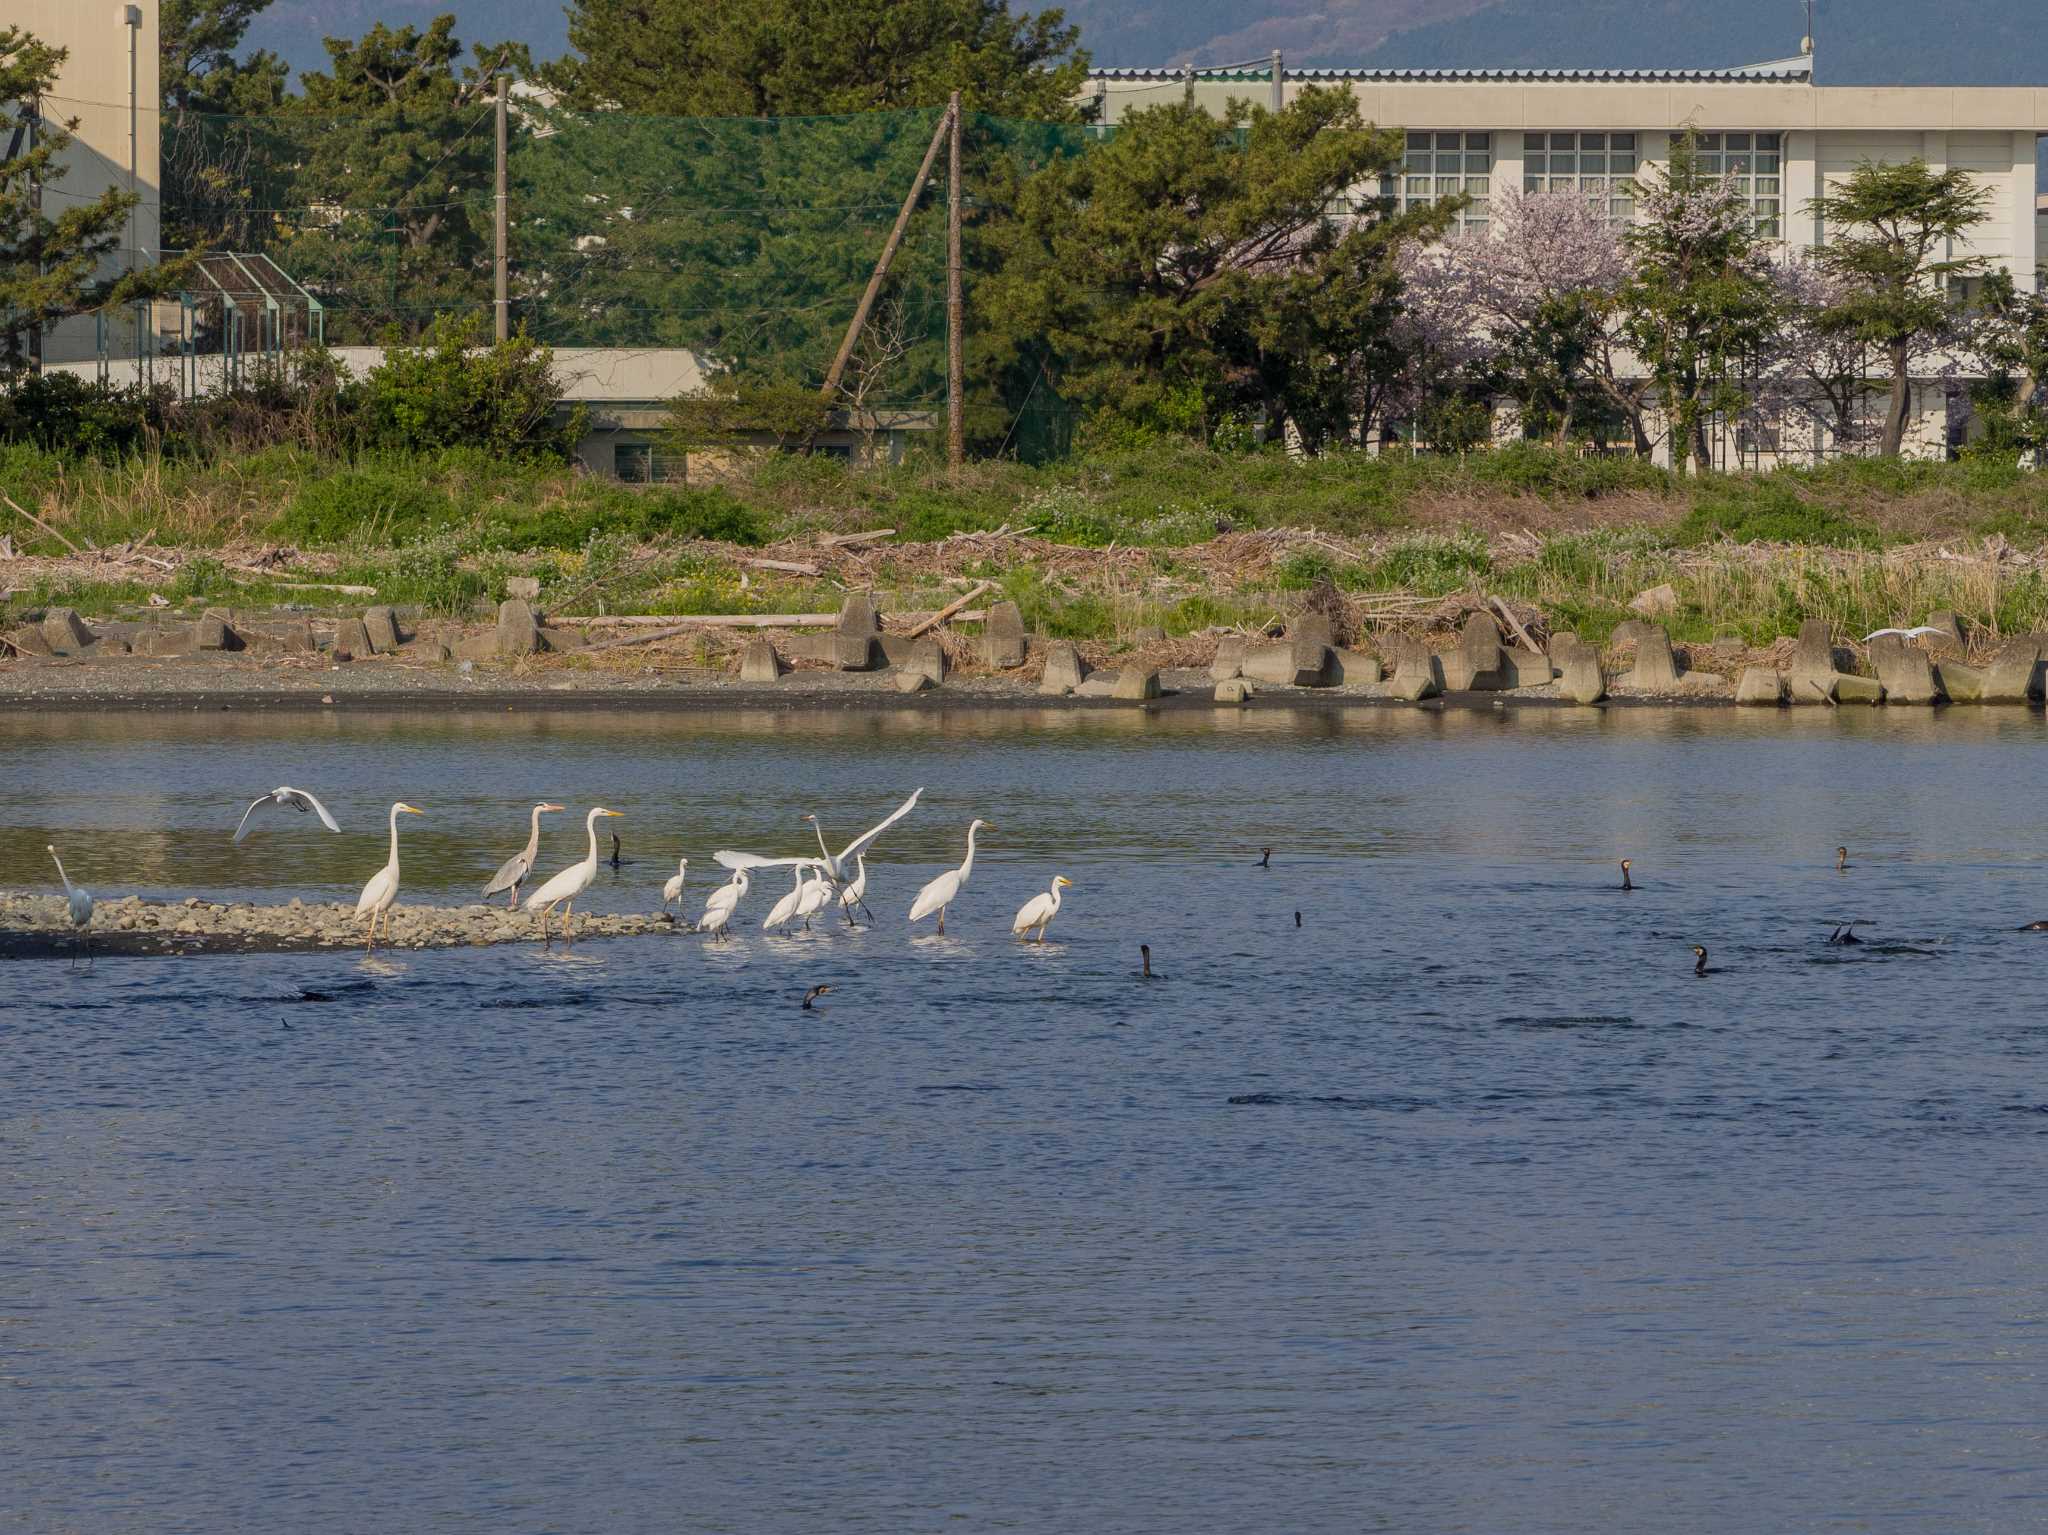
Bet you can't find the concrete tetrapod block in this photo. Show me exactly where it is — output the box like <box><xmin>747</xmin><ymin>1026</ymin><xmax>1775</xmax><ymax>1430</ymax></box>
<box><xmin>1788</xmin><ymin>619</ymin><xmax>1837</xmax><ymax>703</ymax></box>
<box><xmin>1210</xmin><ymin>636</ymin><xmax>1247</xmax><ymax>682</ymax></box>
<box><xmin>1546</xmin><ymin>629</ymin><xmax>1580</xmax><ymax>662</ymax></box>
<box><xmin>894</xmin><ymin>670</ymin><xmax>934</xmax><ymax>693</ymax></box>
<box><xmin>1387</xmin><ymin>642</ymin><xmax>1441</xmax><ymax>702</ymax></box>
<box><xmin>1037</xmin><ymin>640</ymin><xmax>1087</xmax><ymax>696</ymax></box>
<box><xmin>334</xmin><ymin>617</ymin><xmax>373</xmax><ymax>660</ymax></box>
<box><xmin>1499</xmin><ymin>648</ymin><xmax>1553</xmax><ymax>689</ymax></box>
<box><xmin>1214</xmin><ymin>677</ymin><xmax>1254</xmax><ymax>704</ymax></box>
<box><xmin>980</xmin><ymin>600</ymin><xmax>1028</xmax><ymax>670</ymax></box>
<box><xmin>1735</xmin><ymin>666</ymin><xmax>1785</xmax><ymax>705</ymax></box>
<box><xmin>1112</xmin><ymin>666</ymin><xmax>1161</xmax><ymax>701</ymax></box>
<box><xmin>1980</xmin><ymin>638</ymin><xmax>2045</xmax><ymax>704</ymax></box>
<box><xmin>739</xmin><ymin>638</ymin><xmax>784</xmax><ymax>683</ymax></box>
<box><xmin>1935</xmin><ymin>661</ymin><xmax>1986</xmax><ymax>702</ymax></box>
<box><xmin>41</xmin><ymin>607</ymin><xmax>96</xmax><ymax>653</ymax></box>
<box><xmin>1557</xmin><ymin>647</ymin><xmax>1607</xmax><ymax>704</ymax></box>
<box><xmin>6</xmin><ymin>623</ymin><xmax>55</xmax><ymax>657</ymax></box>
<box><xmin>1832</xmin><ymin>674</ymin><xmax>1883</xmax><ymax>705</ymax></box>
<box><xmin>1242</xmin><ymin>642</ymin><xmax>1331</xmax><ymax>688</ymax></box>
<box><xmin>192</xmin><ymin>613</ymin><xmax>241</xmax><ymax>652</ymax></box>
<box><xmin>362</xmin><ymin>605</ymin><xmax>402</xmax><ymax>653</ymax></box>
<box><xmin>900</xmin><ymin>637</ymin><xmax>947</xmax><ymax>687</ymax></box>
<box><xmin>1331</xmin><ymin>649</ymin><xmax>1381</xmax><ymax>685</ymax></box>
<box><xmin>1625</xmin><ymin>624</ymin><xmax>1680</xmax><ymax>691</ymax></box>
<box><xmin>454</xmin><ymin>631</ymin><xmax>497</xmax><ymax>663</ymax></box>
<box><xmin>1869</xmin><ymin>635</ymin><xmax>1941</xmax><ymax>704</ymax></box>
<box><xmin>1073</xmin><ymin>675</ymin><xmax>1118</xmax><ymax>698</ymax></box>
<box><xmin>1924</xmin><ymin>610</ymin><xmax>1966</xmax><ymax>655</ymax></box>
<box><xmin>504</xmin><ymin>576</ymin><xmax>541</xmax><ymax>601</ymax></box>
<box><xmin>834</xmin><ymin>593</ymin><xmax>880</xmax><ymax>671</ymax></box>
<box><xmin>1451</xmin><ymin>612</ymin><xmax>1504</xmax><ymax>689</ymax></box>
<box><xmin>1290</xmin><ymin>613</ymin><xmax>1336</xmax><ymax>652</ymax></box>
<box><xmin>494</xmin><ymin>599</ymin><xmax>541</xmax><ymax>659</ymax></box>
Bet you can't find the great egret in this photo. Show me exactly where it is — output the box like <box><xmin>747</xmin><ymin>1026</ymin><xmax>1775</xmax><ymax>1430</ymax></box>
<box><xmin>47</xmin><ymin>844</ymin><xmax>93</xmax><ymax>966</ymax></box>
<box><xmin>662</xmin><ymin>858</ymin><xmax>689</xmax><ymax>911</ymax></box>
<box><xmin>699</xmin><ymin>868</ymin><xmax>750</xmax><ymax>941</ymax></box>
<box><xmin>1011</xmin><ymin>875</ymin><xmax>1072</xmax><ymax>943</ymax></box>
<box><xmin>794</xmin><ymin>866</ymin><xmax>833</xmax><ymax>930</ymax></box>
<box><xmin>525</xmin><ymin>806</ymin><xmax>624</xmax><ymax>943</ymax></box>
<box><xmin>1864</xmin><ymin>625</ymin><xmax>1943</xmax><ymax>643</ymax></box>
<box><xmin>762</xmin><ymin>864</ymin><xmax>812</xmax><ymax>931</ymax></box>
<box><xmin>715</xmin><ymin>788</ymin><xmax>924</xmax><ymax>922</ymax></box>
<box><xmin>233</xmin><ymin>786</ymin><xmax>341</xmax><ymax>844</ymax></box>
<box><xmin>356</xmin><ymin>802</ymin><xmax>425</xmax><ymax>952</ymax></box>
<box><xmin>837</xmin><ymin>853</ymin><xmax>872</xmax><ymax>918</ymax></box>
<box><xmin>483</xmin><ymin>802</ymin><xmax>565</xmax><ymax>909</ymax></box>
<box><xmin>908</xmin><ymin>819</ymin><xmax>993</xmax><ymax>934</ymax></box>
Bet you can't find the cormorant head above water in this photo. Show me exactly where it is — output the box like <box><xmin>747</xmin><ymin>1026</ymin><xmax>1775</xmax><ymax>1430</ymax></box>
<box><xmin>1691</xmin><ymin>945</ymin><xmax>1709</xmax><ymax>976</ymax></box>
<box><xmin>1620</xmin><ymin>859</ymin><xmax>1634</xmax><ymax>891</ymax></box>
<box><xmin>802</xmin><ymin>984</ymin><xmax>834</xmax><ymax>1011</ymax></box>
<box><xmin>1257</xmin><ymin>848</ymin><xmax>1271</xmax><ymax>868</ymax></box>
<box><xmin>1837</xmin><ymin>846</ymin><xmax>1849</xmax><ymax>871</ymax></box>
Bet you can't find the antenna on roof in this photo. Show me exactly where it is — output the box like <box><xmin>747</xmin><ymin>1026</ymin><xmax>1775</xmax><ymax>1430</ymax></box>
<box><xmin>1800</xmin><ymin>0</ymin><xmax>1815</xmax><ymax>59</ymax></box>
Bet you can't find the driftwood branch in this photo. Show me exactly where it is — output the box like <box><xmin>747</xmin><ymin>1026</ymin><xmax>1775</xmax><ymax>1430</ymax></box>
<box><xmin>2</xmin><ymin>493</ymin><xmax>84</xmax><ymax>557</ymax></box>
<box><xmin>902</xmin><ymin>579</ymin><xmax>992</xmax><ymax>639</ymax></box>
<box><xmin>818</xmin><ymin>527</ymin><xmax>895</xmax><ymax>549</ymax></box>
<box><xmin>1489</xmin><ymin>595</ymin><xmax>1541</xmax><ymax>655</ymax></box>
<box><xmin>743</xmin><ymin>556</ymin><xmax>823</xmax><ymax>577</ymax></box>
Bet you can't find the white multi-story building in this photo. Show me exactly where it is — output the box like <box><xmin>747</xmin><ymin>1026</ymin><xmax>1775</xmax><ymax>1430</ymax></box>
<box><xmin>1085</xmin><ymin>53</ymin><xmax>2048</xmax><ymax>463</ymax></box>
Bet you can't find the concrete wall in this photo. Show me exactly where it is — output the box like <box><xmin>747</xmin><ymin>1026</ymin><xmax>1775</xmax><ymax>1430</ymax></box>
<box><xmin>14</xmin><ymin>0</ymin><xmax>161</xmax><ymax>364</ymax></box>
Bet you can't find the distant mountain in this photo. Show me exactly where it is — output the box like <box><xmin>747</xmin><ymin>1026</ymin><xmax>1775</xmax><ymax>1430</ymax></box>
<box><xmin>243</xmin><ymin>0</ymin><xmax>568</xmax><ymax>79</ymax></box>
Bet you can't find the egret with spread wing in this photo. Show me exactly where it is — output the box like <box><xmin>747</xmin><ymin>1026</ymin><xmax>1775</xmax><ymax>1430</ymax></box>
<box><xmin>47</xmin><ymin>844</ymin><xmax>93</xmax><ymax>966</ymax></box>
<box><xmin>909</xmin><ymin>819</ymin><xmax>993</xmax><ymax>934</ymax></box>
<box><xmin>714</xmin><ymin>788</ymin><xmax>923</xmax><ymax>923</ymax></box>
<box><xmin>525</xmin><ymin>806</ymin><xmax>623</xmax><ymax>943</ymax></box>
<box><xmin>356</xmin><ymin>802</ymin><xmax>424</xmax><ymax>952</ymax></box>
<box><xmin>483</xmin><ymin>802</ymin><xmax>565</xmax><ymax>909</ymax></box>
<box><xmin>1012</xmin><ymin>875</ymin><xmax>1072</xmax><ymax>943</ymax></box>
<box><xmin>234</xmin><ymin>786</ymin><xmax>341</xmax><ymax>844</ymax></box>
<box><xmin>1864</xmin><ymin>626</ymin><xmax>1944</xmax><ymax>643</ymax></box>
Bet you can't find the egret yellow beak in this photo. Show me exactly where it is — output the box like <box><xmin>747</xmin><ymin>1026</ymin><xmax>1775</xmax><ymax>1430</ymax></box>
<box><xmin>541</xmin><ymin>802</ymin><xmax>566</xmax><ymax>812</ymax></box>
<box><xmin>598</xmin><ymin>808</ymin><xmax>624</xmax><ymax>817</ymax></box>
<box><xmin>399</xmin><ymin>804</ymin><xmax>425</xmax><ymax>815</ymax></box>
<box><xmin>1057</xmin><ymin>876</ymin><xmax>1074</xmax><ymax>887</ymax></box>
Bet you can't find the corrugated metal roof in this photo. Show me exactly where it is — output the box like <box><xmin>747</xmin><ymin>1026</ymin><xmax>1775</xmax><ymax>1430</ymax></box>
<box><xmin>1091</xmin><ymin>57</ymin><xmax>1815</xmax><ymax>84</ymax></box>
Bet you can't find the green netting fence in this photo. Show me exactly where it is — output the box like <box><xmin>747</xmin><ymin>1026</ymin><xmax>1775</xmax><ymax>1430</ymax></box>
<box><xmin>163</xmin><ymin>104</ymin><xmax>1100</xmax><ymax>444</ymax></box>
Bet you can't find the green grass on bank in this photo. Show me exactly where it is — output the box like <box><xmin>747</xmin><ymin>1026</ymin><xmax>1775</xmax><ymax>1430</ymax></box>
<box><xmin>8</xmin><ymin>439</ymin><xmax>2048</xmax><ymax>651</ymax></box>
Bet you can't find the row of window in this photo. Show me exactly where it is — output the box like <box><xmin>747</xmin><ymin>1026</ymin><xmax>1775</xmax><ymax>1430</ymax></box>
<box><xmin>1387</xmin><ymin>130</ymin><xmax>1785</xmax><ymax>236</ymax></box>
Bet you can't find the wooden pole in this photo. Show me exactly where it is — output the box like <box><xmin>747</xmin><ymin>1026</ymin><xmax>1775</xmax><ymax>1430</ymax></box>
<box><xmin>946</xmin><ymin>92</ymin><xmax>965</xmax><ymax>468</ymax></box>
<box><xmin>494</xmin><ymin>75</ymin><xmax>510</xmax><ymax>343</ymax></box>
<box><xmin>820</xmin><ymin>103</ymin><xmax>954</xmax><ymax>402</ymax></box>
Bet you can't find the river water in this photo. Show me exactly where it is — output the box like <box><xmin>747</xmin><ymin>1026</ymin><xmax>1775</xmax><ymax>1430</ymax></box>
<box><xmin>5</xmin><ymin>705</ymin><xmax>2047</xmax><ymax>1532</ymax></box>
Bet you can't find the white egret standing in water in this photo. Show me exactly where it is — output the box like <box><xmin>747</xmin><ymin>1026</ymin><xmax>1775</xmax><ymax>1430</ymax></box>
<box><xmin>1011</xmin><ymin>875</ymin><xmax>1073</xmax><ymax>943</ymax></box>
<box><xmin>662</xmin><ymin>858</ymin><xmax>689</xmax><ymax>912</ymax></box>
<box><xmin>715</xmin><ymin>788</ymin><xmax>923</xmax><ymax>924</ymax></box>
<box><xmin>483</xmin><ymin>802</ymin><xmax>565</xmax><ymax>909</ymax></box>
<box><xmin>525</xmin><ymin>806</ymin><xmax>624</xmax><ymax>943</ymax></box>
<box><xmin>47</xmin><ymin>844</ymin><xmax>93</xmax><ymax>966</ymax></box>
<box><xmin>762</xmin><ymin>864</ymin><xmax>810</xmax><ymax>932</ymax></box>
<box><xmin>909</xmin><ymin>819</ymin><xmax>993</xmax><ymax>935</ymax></box>
<box><xmin>837</xmin><ymin>854</ymin><xmax>871</xmax><ymax>919</ymax></box>
<box><xmin>699</xmin><ymin>868</ymin><xmax>750</xmax><ymax>941</ymax></box>
<box><xmin>356</xmin><ymin>803</ymin><xmax>424</xmax><ymax>952</ymax></box>
<box><xmin>794</xmin><ymin>866</ymin><xmax>833</xmax><ymax>930</ymax></box>
<box><xmin>233</xmin><ymin>786</ymin><xmax>341</xmax><ymax>844</ymax></box>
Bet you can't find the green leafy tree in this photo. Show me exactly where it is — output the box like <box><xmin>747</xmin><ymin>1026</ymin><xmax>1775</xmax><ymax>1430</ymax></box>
<box><xmin>974</xmin><ymin>87</ymin><xmax>1450</xmax><ymax>450</ymax></box>
<box><xmin>0</xmin><ymin>27</ymin><xmax>163</xmax><ymax>369</ymax></box>
<box><xmin>1806</xmin><ymin>158</ymin><xmax>1991</xmax><ymax>457</ymax></box>
<box><xmin>547</xmin><ymin>0</ymin><xmax>1087</xmax><ymax>120</ymax></box>
<box><xmin>274</xmin><ymin>17</ymin><xmax>528</xmax><ymax>339</ymax></box>
<box><xmin>1617</xmin><ymin>132</ymin><xmax>1778</xmax><ymax>476</ymax></box>
<box><xmin>357</xmin><ymin>311</ymin><xmax>581</xmax><ymax>457</ymax></box>
<box><xmin>1964</xmin><ymin>269</ymin><xmax>2048</xmax><ymax>462</ymax></box>
<box><xmin>159</xmin><ymin>0</ymin><xmax>288</xmax><ymax>251</ymax></box>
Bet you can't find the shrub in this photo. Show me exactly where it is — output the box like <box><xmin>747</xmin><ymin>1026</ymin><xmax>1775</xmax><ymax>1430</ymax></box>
<box><xmin>278</xmin><ymin>469</ymin><xmax>457</xmax><ymax>545</ymax></box>
<box><xmin>1675</xmin><ymin>479</ymin><xmax>1880</xmax><ymax>548</ymax></box>
<box><xmin>356</xmin><ymin>314</ymin><xmax>582</xmax><ymax>460</ymax></box>
<box><xmin>639</xmin><ymin>487</ymin><xmax>766</xmax><ymax>545</ymax></box>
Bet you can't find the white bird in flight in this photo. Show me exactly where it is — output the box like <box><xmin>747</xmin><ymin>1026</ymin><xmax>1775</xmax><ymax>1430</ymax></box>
<box><xmin>356</xmin><ymin>802</ymin><xmax>424</xmax><ymax>952</ymax></box>
<box><xmin>1012</xmin><ymin>875</ymin><xmax>1073</xmax><ymax>943</ymax></box>
<box><xmin>1863</xmin><ymin>626</ymin><xmax>1945</xmax><ymax>643</ymax></box>
<box><xmin>483</xmin><ymin>802</ymin><xmax>565</xmax><ymax>909</ymax></box>
<box><xmin>47</xmin><ymin>844</ymin><xmax>93</xmax><ymax>966</ymax></box>
<box><xmin>233</xmin><ymin>786</ymin><xmax>341</xmax><ymax>844</ymax></box>
<box><xmin>909</xmin><ymin>819</ymin><xmax>993</xmax><ymax>935</ymax></box>
<box><xmin>716</xmin><ymin>788</ymin><xmax>923</xmax><ymax>923</ymax></box>
<box><xmin>524</xmin><ymin>806</ymin><xmax>623</xmax><ymax>943</ymax></box>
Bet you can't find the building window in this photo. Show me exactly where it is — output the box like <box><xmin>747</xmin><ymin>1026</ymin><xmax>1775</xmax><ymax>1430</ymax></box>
<box><xmin>1521</xmin><ymin>132</ymin><xmax>1636</xmax><ymax>224</ymax></box>
<box><xmin>1390</xmin><ymin>131</ymin><xmax>1491</xmax><ymax>231</ymax></box>
<box><xmin>613</xmin><ymin>443</ymin><xmax>684</xmax><ymax>482</ymax></box>
<box><xmin>1677</xmin><ymin>131</ymin><xmax>1782</xmax><ymax>237</ymax></box>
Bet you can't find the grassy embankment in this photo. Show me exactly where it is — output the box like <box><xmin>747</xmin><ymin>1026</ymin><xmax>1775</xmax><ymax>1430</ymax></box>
<box><xmin>6</xmin><ymin>439</ymin><xmax>2048</xmax><ymax>653</ymax></box>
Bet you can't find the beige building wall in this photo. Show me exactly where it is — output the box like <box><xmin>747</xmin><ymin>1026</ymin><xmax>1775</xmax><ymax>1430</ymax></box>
<box><xmin>11</xmin><ymin>0</ymin><xmax>161</xmax><ymax>363</ymax></box>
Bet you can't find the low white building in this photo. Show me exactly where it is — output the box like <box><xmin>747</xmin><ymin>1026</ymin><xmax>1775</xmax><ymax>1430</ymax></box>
<box><xmin>1086</xmin><ymin>53</ymin><xmax>2048</xmax><ymax>464</ymax></box>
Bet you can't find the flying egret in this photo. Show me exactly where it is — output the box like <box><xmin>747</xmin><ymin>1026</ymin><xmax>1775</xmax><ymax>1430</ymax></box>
<box><xmin>699</xmin><ymin>868</ymin><xmax>750</xmax><ymax>941</ymax></box>
<box><xmin>715</xmin><ymin>788</ymin><xmax>924</xmax><ymax>922</ymax></box>
<box><xmin>356</xmin><ymin>802</ymin><xmax>425</xmax><ymax>952</ymax></box>
<box><xmin>762</xmin><ymin>864</ymin><xmax>811</xmax><ymax>932</ymax></box>
<box><xmin>233</xmin><ymin>786</ymin><xmax>341</xmax><ymax>844</ymax></box>
<box><xmin>525</xmin><ymin>806</ymin><xmax>624</xmax><ymax>943</ymax></box>
<box><xmin>1011</xmin><ymin>875</ymin><xmax>1073</xmax><ymax>943</ymax></box>
<box><xmin>908</xmin><ymin>819</ymin><xmax>993</xmax><ymax>934</ymax></box>
<box><xmin>482</xmin><ymin>802</ymin><xmax>565</xmax><ymax>909</ymax></box>
<box><xmin>662</xmin><ymin>858</ymin><xmax>689</xmax><ymax>912</ymax></box>
<box><xmin>47</xmin><ymin>844</ymin><xmax>93</xmax><ymax>966</ymax></box>
<box><xmin>837</xmin><ymin>853</ymin><xmax>872</xmax><ymax>918</ymax></box>
<box><xmin>1864</xmin><ymin>626</ymin><xmax>1944</xmax><ymax>643</ymax></box>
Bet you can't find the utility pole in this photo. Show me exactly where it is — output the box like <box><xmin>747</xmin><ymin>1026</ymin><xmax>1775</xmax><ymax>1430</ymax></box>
<box><xmin>1270</xmin><ymin>50</ymin><xmax>1284</xmax><ymax>112</ymax></box>
<box><xmin>946</xmin><ymin>92</ymin><xmax>964</xmax><ymax>469</ymax></box>
<box><xmin>25</xmin><ymin>100</ymin><xmax>40</xmax><ymax>375</ymax></box>
<box><xmin>821</xmin><ymin>101</ymin><xmax>955</xmax><ymax>403</ymax></box>
<box><xmin>494</xmin><ymin>73</ymin><xmax>510</xmax><ymax>343</ymax></box>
